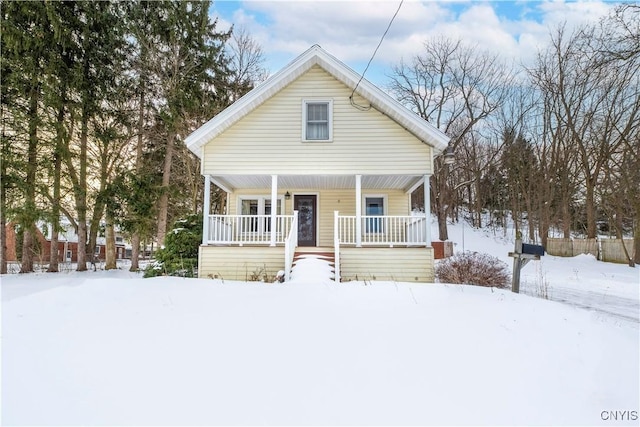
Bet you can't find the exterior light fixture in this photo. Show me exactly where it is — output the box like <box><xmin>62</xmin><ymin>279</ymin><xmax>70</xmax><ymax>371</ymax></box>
<box><xmin>443</xmin><ymin>146</ymin><xmax>455</xmax><ymax>165</ymax></box>
<box><xmin>284</xmin><ymin>191</ymin><xmax>291</xmax><ymax>200</ymax></box>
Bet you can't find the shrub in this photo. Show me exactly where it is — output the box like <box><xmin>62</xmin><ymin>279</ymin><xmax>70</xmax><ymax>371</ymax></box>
<box><xmin>436</xmin><ymin>251</ymin><xmax>510</xmax><ymax>288</ymax></box>
<box><xmin>144</xmin><ymin>214</ymin><xmax>202</xmax><ymax>278</ymax></box>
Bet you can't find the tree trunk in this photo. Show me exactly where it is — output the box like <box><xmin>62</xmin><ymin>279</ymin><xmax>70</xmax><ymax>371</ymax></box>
<box><xmin>20</xmin><ymin>230</ymin><xmax>34</xmax><ymax>273</ymax></box>
<box><xmin>562</xmin><ymin>195</ymin><xmax>571</xmax><ymax>238</ymax></box>
<box><xmin>105</xmin><ymin>210</ymin><xmax>116</xmax><ymax>270</ymax></box>
<box><xmin>88</xmin><ymin>197</ymin><xmax>106</xmax><ymax>264</ymax></box>
<box><xmin>585</xmin><ymin>177</ymin><xmax>597</xmax><ymax>238</ymax></box>
<box><xmin>87</xmin><ymin>222</ymin><xmax>99</xmax><ymax>263</ymax></box>
<box><xmin>130</xmin><ymin>234</ymin><xmax>141</xmax><ymax>271</ymax></box>
<box><xmin>473</xmin><ymin>178</ymin><xmax>482</xmax><ymax>228</ymax></box>
<box><xmin>431</xmin><ymin>173</ymin><xmax>449</xmax><ymax>241</ymax></box>
<box><xmin>75</xmin><ymin>116</ymin><xmax>89</xmax><ymax>272</ymax></box>
<box><xmin>634</xmin><ymin>214</ymin><xmax>640</xmax><ymax>266</ymax></box>
<box><xmin>21</xmin><ymin>76</ymin><xmax>40</xmax><ymax>274</ymax></box>
<box><xmin>0</xmin><ymin>117</ymin><xmax>7</xmax><ymax>274</ymax></box>
<box><xmin>525</xmin><ymin>196</ymin><xmax>535</xmax><ymax>242</ymax></box>
<box><xmin>538</xmin><ymin>198</ymin><xmax>550</xmax><ymax>249</ymax></box>
<box><xmin>48</xmin><ymin>228</ymin><xmax>59</xmax><ymax>272</ymax></box>
<box><xmin>157</xmin><ymin>132</ymin><xmax>175</xmax><ymax>245</ymax></box>
<box><xmin>0</xmin><ymin>198</ymin><xmax>6</xmax><ymax>274</ymax></box>
<box><xmin>130</xmin><ymin>85</ymin><xmax>146</xmax><ymax>272</ymax></box>
<box><xmin>632</xmin><ymin>204</ymin><xmax>639</xmax><ymax>266</ymax></box>
<box><xmin>48</xmin><ymin>100</ymin><xmax>65</xmax><ymax>273</ymax></box>
<box><xmin>436</xmin><ymin>201</ymin><xmax>449</xmax><ymax>241</ymax></box>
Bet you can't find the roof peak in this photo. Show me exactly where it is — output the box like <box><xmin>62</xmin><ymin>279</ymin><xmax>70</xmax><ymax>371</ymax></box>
<box><xmin>185</xmin><ymin>45</ymin><xmax>449</xmax><ymax>156</ymax></box>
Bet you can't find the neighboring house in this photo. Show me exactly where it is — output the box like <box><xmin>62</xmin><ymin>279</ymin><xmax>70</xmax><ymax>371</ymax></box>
<box><xmin>41</xmin><ymin>221</ymin><xmax>129</xmax><ymax>262</ymax></box>
<box><xmin>186</xmin><ymin>45</ymin><xmax>450</xmax><ymax>282</ymax></box>
<box><xmin>4</xmin><ymin>220</ymin><xmax>128</xmax><ymax>263</ymax></box>
<box><xmin>4</xmin><ymin>222</ymin><xmax>48</xmax><ymax>262</ymax></box>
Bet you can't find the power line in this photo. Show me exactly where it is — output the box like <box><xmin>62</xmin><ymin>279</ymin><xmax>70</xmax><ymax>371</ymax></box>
<box><xmin>350</xmin><ymin>0</ymin><xmax>404</xmax><ymax>110</ymax></box>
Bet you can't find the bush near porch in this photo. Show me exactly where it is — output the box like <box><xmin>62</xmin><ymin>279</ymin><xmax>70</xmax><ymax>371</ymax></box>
<box><xmin>145</xmin><ymin>215</ymin><xmax>202</xmax><ymax>278</ymax></box>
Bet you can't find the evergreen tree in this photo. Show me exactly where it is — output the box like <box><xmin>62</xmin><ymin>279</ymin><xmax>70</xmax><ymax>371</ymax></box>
<box><xmin>149</xmin><ymin>0</ymin><xmax>232</xmax><ymax>245</ymax></box>
<box><xmin>59</xmin><ymin>0</ymin><xmax>127</xmax><ymax>271</ymax></box>
<box><xmin>1</xmin><ymin>1</ymin><xmax>53</xmax><ymax>272</ymax></box>
<box><xmin>42</xmin><ymin>0</ymin><xmax>78</xmax><ymax>272</ymax></box>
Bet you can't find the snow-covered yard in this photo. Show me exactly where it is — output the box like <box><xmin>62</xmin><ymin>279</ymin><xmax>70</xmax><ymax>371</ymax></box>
<box><xmin>2</xmin><ymin>221</ymin><xmax>639</xmax><ymax>425</ymax></box>
<box><xmin>446</xmin><ymin>221</ymin><xmax>640</xmax><ymax>323</ymax></box>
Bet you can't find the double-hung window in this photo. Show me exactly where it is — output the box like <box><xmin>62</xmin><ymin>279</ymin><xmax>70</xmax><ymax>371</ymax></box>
<box><xmin>239</xmin><ymin>197</ymin><xmax>283</xmax><ymax>233</ymax></box>
<box><xmin>303</xmin><ymin>100</ymin><xmax>333</xmax><ymax>141</ymax></box>
<box><xmin>365</xmin><ymin>196</ymin><xmax>385</xmax><ymax>233</ymax></box>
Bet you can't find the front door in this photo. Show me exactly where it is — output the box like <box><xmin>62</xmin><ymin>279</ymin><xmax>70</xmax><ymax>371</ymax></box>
<box><xmin>294</xmin><ymin>195</ymin><xmax>317</xmax><ymax>247</ymax></box>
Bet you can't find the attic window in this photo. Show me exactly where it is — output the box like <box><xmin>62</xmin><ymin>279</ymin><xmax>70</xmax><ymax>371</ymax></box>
<box><xmin>303</xmin><ymin>100</ymin><xmax>333</xmax><ymax>141</ymax></box>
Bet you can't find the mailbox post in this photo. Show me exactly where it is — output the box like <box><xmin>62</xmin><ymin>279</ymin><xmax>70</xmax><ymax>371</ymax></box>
<box><xmin>509</xmin><ymin>235</ymin><xmax>544</xmax><ymax>293</ymax></box>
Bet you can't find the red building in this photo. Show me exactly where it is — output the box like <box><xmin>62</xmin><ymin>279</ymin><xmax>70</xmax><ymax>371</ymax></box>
<box><xmin>4</xmin><ymin>222</ymin><xmax>126</xmax><ymax>263</ymax></box>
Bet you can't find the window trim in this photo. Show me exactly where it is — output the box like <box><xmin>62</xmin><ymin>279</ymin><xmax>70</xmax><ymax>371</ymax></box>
<box><xmin>237</xmin><ymin>196</ymin><xmax>284</xmax><ymax>216</ymax></box>
<box><xmin>237</xmin><ymin>195</ymin><xmax>285</xmax><ymax>235</ymax></box>
<box><xmin>363</xmin><ymin>194</ymin><xmax>388</xmax><ymax>216</ymax></box>
<box><xmin>363</xmin><ymin>194</ymin><xmax>387</xmax><ymax>234</ymax></box>
<box><xmin>302</xmin><ymin>99</ymin><xmax>333</xmax><ymax>142</ymax></box>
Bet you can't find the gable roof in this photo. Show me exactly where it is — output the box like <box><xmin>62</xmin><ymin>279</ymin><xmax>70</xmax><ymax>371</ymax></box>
<box><xmin>185</xmin><ymin>45</ymin><xmax>450</xmax><ymax>157</ymax></box>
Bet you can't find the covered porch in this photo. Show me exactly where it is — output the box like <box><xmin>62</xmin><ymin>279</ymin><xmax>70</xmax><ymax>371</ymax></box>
<box><xmin>200</xmin><ymin>173</ymin><xmax>435</xmax><ymax>282</ymax></box>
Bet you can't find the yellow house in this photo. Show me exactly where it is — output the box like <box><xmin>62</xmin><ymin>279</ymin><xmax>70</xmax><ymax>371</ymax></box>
<box><xmin>186</xmin><ymin>45</ymin><xmax>450</xmax><ymax>283</ymax></box>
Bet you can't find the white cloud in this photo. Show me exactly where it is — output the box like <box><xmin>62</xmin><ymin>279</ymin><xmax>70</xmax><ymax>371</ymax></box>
<box><xmin>234</xmin><ymin>1</ymin><xmax>451</xmax><ymax>62</ymax></box>
<box><xmin>216</xmin><ymin>0</ymin><xmax>618</xmax><ymax>82</ymax></box>
<box><xmin>536</xmin><ymin>0</ymin><xmax>613</xmax><ymax>27</ymax></box>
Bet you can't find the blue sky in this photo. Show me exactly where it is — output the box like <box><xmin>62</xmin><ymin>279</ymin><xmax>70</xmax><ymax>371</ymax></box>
<box><xmin>211</xmin><ymin>1</ymin><xmax>618</xmax><ymax>86</ymax></box>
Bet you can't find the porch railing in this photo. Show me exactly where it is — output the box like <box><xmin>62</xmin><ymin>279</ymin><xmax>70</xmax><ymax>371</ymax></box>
<box><xmin>284</xmin><ymin>211</ymin><xmax>299</xmax><ymax>281</ymax></box>
<box><xmin>336</xmin><ymin>214</ymin><xmax>428</xmax><ymax>246</ymax></box>
<box><xmin>207</xmin><ymin>214</ymin><xmax>294</xmax><ymax>245</ymax></box>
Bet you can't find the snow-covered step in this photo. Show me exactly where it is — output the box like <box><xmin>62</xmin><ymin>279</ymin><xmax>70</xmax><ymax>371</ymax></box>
<box><xmin>289</xmin><ymin>253</ymin><xmax>335</xmax><ymax>284</ymax></box>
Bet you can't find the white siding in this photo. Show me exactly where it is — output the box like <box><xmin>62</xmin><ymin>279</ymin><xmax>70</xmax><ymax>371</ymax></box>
<box><xmin>340</xmin><ymin>247</ymin><xmax>434</xmax><ymax>282</ymax></box>
<box><xmin>198</xmin><ymin>245</ymin><xmax>434</xmax><ymax>283</ymax></box>
<box><xmin>198</xmin><ymin>246</ymin><xmax>284</xmax><ymax>281</ymax></box>
<box><xmin>203</xmin><ymin>66</ymin><xmax>432</xmax><ymax>176</ymax></box>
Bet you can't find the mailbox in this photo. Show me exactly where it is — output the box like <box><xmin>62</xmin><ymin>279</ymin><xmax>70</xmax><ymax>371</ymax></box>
<box><xmin>522</xmin><ymin>243</ymin><xmax>545</xmax><ymax>257</ymax></box>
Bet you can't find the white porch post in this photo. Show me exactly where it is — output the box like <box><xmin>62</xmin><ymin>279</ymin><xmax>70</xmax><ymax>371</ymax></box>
<box><xmin>202</xmin><ymin>176</ymin><xmax>211</xmax><ymax>245</ymax></box>
<box><xmin>270</xmin><ymin>175</ymin><xmax>278</xmax><ymax>246</ymax></box>
<box><xmin>424</xmin><ymin>174</ymin><xmax>431</xmax><ymax>247</ymax></box>
<box><xmin>355</xmin><ymin>174</ymin><xmax>362</xmax><ymax>247</ymax></box>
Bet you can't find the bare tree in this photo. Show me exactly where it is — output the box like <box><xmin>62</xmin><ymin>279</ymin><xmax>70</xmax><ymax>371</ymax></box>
<box><xmin>597</xmin><ymin>4</ymin><xmax>639</xmax><ymax>63</ymax></box>
<box><xmin>388</xmin><ymin>36</ymin><xmax>513</xmax><ymax>240</ymax></box>
<box><xmin>530</xmin><ymin>19</ymin><xmax>639</xmax><ymax>240</ymax></box>
<box><xmin>595</xmin><ymin>4</ymin><xmax>640</xmax><ymax>264</ymax></box>
<box><xmin>227</xmin><ymin>27</ymin><xmax>268</xmax><ymax>102</ymax></box>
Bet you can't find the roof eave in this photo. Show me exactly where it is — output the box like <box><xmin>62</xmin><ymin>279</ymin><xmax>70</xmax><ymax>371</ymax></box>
<box><xmin>186</xmin><ymin>45</ymin><xmax>450</xmax><ymax>158</ymax></box>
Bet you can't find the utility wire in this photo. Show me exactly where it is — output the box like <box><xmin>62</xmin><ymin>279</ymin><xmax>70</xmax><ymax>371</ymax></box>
<box><xmin>350</xmin><ymin>0</ymin><xmax>404</xmax><ymax>111</ymax></box>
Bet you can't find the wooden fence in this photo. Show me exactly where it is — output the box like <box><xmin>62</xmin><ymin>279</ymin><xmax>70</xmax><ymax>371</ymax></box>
<box><xmin>600</xmin><ymin>238</ymin><xmax>635</xmax><ymax>264</ymax></box>
<box><xmin>546</xmin><ymin>237</ymin><xmax>635</xmax><ymax>264</ymax></box>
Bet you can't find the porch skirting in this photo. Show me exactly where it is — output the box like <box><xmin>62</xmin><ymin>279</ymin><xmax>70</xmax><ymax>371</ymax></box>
<box><xmin>198</xmin><ymin>246</ymin><xmax>285</xmax><ymax>281</ymax></box>
<box><xmin>340</xmin><ymin>247</ymin><xmax>434</xmax><ymax>283</ymax></box>
<box><xmin>199</xmin><ymin>245</ymin><xmax>434</xmax><ymax>283</ymax></box>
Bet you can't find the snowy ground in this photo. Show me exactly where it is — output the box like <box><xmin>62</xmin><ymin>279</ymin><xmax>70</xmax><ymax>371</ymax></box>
<box><xmin>1</xmin><ymin>222</ymin><xmax>639</xmax><ymax>426</ymax></box>
<box><xmin>446</xmin><ymin>221</ymin><xmax>640</xmax><ymax>323</ymax></box>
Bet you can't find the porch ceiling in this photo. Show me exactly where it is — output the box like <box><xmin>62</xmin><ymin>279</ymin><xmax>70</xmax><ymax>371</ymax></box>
<box><xmin>208</xmin><ymin>174</ymin><xmax>424</xmax><ymax>193</ymax></box>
